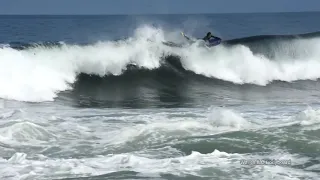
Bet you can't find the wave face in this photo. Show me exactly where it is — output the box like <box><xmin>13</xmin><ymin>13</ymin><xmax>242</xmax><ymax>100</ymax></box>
<box><xmin>1</xmin><ymin>25</ymin><xmax>320</xmax><ymax>102</ymax></box>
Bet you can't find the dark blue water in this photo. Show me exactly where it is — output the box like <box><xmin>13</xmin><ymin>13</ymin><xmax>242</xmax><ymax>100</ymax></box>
<box><xmin>1</xmin><ymin>12</ymin><xmax>319</xmax><ymax>43</ymax></box>
<box><xmin>0</xmin><ymin>12</ymin><xmax>320</xmax><ymax>180</ymax></box>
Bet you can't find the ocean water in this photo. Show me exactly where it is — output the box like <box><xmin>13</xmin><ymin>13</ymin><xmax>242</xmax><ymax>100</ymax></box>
<box><xmin>0</xmin><ymin>12</ymin><xmax>320</xmax><ymax>180</ymax></box>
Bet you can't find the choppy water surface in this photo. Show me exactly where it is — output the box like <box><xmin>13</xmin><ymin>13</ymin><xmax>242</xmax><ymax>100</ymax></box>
<box><xmin>0</xmin><ymin>13</ymin><xmax>320</xmax><ymax>179</ymax></box>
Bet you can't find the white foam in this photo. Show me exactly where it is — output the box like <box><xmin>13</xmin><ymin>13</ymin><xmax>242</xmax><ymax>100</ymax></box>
<box><xmin>1</xmin><ymin>25</ymin><xmax>320</xmax><ymax>102</ymax></box>
<box><xmin>0</xmin><ymin>110</ymin><xmax>15</xmax><ymax>119</ymax></box>
<box><xmin>98</xmin><ymin>107</ymin><xmax>253</xmax><ymax>148</ymax></box>
<box><xmin>177</xmin><ymin>38</ymin><xmax>320</xmax><ymax>85</ymax></box>
<box><xmin>207</xmin><ymin>107</ymin><xmax>252</xmax><ymax>129</ymax></box>
<box><xmin>0</xmin><ymin>121</ymin><xmax>57</xmax><ymax>145</ymax></box>
<box><xmin>0</xmin><ymin>150</ymin><xmax>316</xmax><ymax>180</ymax></box>
<box><xmin>8</xmin><ymin>152</ymin><xmax>27</xmax><ymax>163</ymax></box>
<box><xmin>293</xmin><ymin>107</ymin><xmax>320</xmax><ymax>126</ymax></box>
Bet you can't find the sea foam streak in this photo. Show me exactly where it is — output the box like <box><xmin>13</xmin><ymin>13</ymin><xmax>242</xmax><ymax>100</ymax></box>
<box><xmin>1</xmin><ymin>25</ymin><xmax>320</xmax><ymax>102</ymax></box>
<box><xmin>0</xmin><ymin>150</ymin><xmax>316</xmax><ymax>180</ymax></box>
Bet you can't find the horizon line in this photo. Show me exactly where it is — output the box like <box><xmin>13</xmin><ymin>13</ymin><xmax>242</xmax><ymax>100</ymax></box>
<box><xmin>0</xmin><ymin>10</ymin><xmax>319</xmax><ymax>16</ymax></box>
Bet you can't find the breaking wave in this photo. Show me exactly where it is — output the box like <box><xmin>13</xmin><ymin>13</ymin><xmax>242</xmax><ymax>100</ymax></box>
<box><xmin>1</xmin><ymin>25</ymin><xmax>320</xmax><ymax>102</ymax></box>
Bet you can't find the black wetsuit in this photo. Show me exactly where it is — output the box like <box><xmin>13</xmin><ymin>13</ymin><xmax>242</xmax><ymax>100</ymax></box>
<box><xmin>203</xmin><ymin>34</ymin><xmax>218</xmax><ymax>41</ymax></box>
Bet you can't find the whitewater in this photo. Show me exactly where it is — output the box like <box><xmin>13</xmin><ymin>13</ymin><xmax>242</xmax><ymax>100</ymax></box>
<box><xmin>1</xmin><ymin>25</ymin><xmax>320</xmax><ymax>102</ymax></box>
<box><xmin>1</xmin><ymin>13</ymin><xmax>320</xmax><ymax>180</ymax></box>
